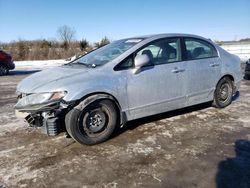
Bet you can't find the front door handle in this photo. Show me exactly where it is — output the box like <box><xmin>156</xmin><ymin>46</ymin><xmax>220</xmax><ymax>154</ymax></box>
<box><xmin>171</xmin><ymin>68</ymin><xmax>185</xmax><ymax>73</ymax></box>
<box><xmin>209</xmin><ymin>63</ymin><xmax>220</xmax><ymax>67</ymax></box>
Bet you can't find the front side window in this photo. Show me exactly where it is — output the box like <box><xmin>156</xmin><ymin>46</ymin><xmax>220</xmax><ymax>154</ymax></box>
<box><xmin>184</xmin><ymin>38</ymin><xmax>218</xmax><ymax>60</ymax></box>
<box><xmin>114</xmin><ymin>55</ymin><xmax>134</xmax><ymax>70</ymax></box>
<box><xmin>136</xmin><ymin>38</ymin><xmax>181</xmax><ymax>65</ymax></box>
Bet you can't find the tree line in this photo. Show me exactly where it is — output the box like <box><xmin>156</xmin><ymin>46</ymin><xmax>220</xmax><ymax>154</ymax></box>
<box><xmin>0</xmin><ymin>25</ymin><xmax>110</xmax><ymax>61</ymax></box>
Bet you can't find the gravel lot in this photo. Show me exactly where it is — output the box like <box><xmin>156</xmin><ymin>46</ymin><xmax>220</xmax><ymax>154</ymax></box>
<box><xmin>0</xmin><ymin>69</ymin><xmax>250</xmax><ymax>188</ymax></box>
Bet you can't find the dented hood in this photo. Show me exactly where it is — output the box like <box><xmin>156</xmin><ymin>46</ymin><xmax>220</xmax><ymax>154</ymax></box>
<box><xmin>17</xmin><ymin>66</ymin><xmax>89</xmax><ymax>93</ymax></box>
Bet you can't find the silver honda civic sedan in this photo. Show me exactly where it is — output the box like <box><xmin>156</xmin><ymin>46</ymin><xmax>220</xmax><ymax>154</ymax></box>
<box><xmin>14</xmin><ymin>33</ymin><xmax>242</xmax><ymax>145</ymax></box>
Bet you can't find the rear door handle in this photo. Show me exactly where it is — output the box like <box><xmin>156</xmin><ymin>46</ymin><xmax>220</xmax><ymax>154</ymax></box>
<box><xmin>209</xmin><ymin>63</ymin><xmax>220</xmax><ymax>67</ymax></box>
<box><xmin>171</xmin><ymin>68</ymin><xmax>185</xmax><ymax>73</ymax></box>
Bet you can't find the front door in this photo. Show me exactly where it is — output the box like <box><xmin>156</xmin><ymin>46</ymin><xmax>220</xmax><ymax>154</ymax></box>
<box><xmin>126</xmin><ymin>38</ymin><xmax>187</xmax><ymax>120</ymax></box>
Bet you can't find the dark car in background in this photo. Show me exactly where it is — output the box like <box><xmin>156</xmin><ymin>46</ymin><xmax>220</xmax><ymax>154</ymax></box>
<box><xmin>245</xmin><ymin>59</ymin><xmax>250</xmax><ymax>80</ymax></box>
<box><xmin>0</xmin><ymin>49</ymin><xmax>15</xmax><ymax>76</ymax></box>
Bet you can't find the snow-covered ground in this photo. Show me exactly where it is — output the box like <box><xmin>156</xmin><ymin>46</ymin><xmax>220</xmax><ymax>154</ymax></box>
<box><xmin>14</xmin><ymin>59</ymin><xmax>68</xmax><ymax>71</ymax></box>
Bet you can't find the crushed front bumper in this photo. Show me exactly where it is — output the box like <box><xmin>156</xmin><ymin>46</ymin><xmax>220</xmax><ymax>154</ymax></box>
<box><xmin>14</xmin><ymin>100</ymin><xmax>71</xmax><ymax>136</ymax></box>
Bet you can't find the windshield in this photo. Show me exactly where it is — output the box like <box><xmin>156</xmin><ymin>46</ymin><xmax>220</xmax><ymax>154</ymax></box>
<box><xmin>71</xmin><ymin>38</ymin><xmax>143</xmax><ymax>67</ymax></box>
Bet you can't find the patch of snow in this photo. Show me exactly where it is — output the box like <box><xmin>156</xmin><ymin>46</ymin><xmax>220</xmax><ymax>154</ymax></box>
<box><xmin>14</xmin><ymin>59</ymin><xmax>67</xmax><ymax>71</ymax></box>
<box><xmin>164</xmin><ymin>154</ymin><xmax>173</xmax><ymax>160</ymax></box>
<box><xmin>103</xmin><ymin>181</ymin><xmax>118</xmax><ymax>188</ymax></box>
<box><xmin>159</xmin><ymin>130</ymin><xmax>173</xmax><ymax>138</ymax></box>
<box><xmin>184</xmin><ymin>148</ymin><xmax>199</xmax><ymax>156</ymax></box>
<box><xmin>196</xmin><ymin>114</ymin><xmax>208</xmax><ymax>119</ymax></box>
<box><xmin>0</xmin><ymin>166</ymin><xmax>41</xmax><ymax>187</ymax></box>
<box><xmin>152</xmin><ymin>175</ymin><xmax>162</xmax><ymax>182</ymax></box>
<box><xmin>0</xmin><ymin>121</ymin><xmax>24</xmax><ymax>136</ymax></box>
<box><xmin>0</xmin><ymin>146</ymin><xmax>25</xmax><ymax>156</ymax></box>
<box><xmin>221</xmin><ymin>125</ymin><xmax>235</xmax><ymax>131</ymax></box>
<box><xmin>126</xmin><ymin>142</ymin><xmax>154</xmax><ymax>156</ymax></box>
<box><xmin>145</xmin><ymin>135</ymin><xmax>157</xmax><ymax>144</ymax></box>
<box><xmin>167</xmin><ymin>116</ymin><xmax>182</xmax><ymax>121</ymax></box>
<box><xmin>238</xmin><ymin>117</ymin><xmax>250</xmax><ymax>128</ymax></box>
<box><xmin>173</xmin><ymin>127</ymin><xmax>187</xmax><ymax>133</ymax></box>
<box><xmin>0</xmin><ymin>135</ymin><xmax>65</xmax><ymax>157</ymax></box>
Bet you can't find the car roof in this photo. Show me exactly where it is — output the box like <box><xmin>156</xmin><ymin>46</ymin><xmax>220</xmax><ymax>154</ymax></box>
<box><xmin>125</xmin><ymin>33</ymin><xmax>210</xmax><ymax>41</ymax></box>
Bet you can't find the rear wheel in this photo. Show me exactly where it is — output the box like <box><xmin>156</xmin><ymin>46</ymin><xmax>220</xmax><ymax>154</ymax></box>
<box><xmin>65</xmin><ymin>100</ymin><xmax>118</xmax><ymax>145</ymax></box>
<box><xmin>213</xmin><ymin>77</ymin><xmax>233</xmax><ymax>108</ymax></box>
<box><xmin>0</xmin><ymin>65</ymin><xmax>8</xmax><ymax>76</ymax></box>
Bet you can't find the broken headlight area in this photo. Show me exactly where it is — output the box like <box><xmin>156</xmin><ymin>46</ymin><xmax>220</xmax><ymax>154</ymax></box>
<box><xmin>15</xmin><ymin>91</ymin><xmax>70</xmax><ymax>136</ymax></box>
<box><xmin>15</xmin><ymin>91</ymin><xmax>67</xmax><ymax>111</ymax></box>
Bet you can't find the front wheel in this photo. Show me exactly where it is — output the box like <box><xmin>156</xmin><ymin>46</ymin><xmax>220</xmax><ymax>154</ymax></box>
<box><xmin>65</xmin><ymin>100</ymin><xmax>118</xmax><ymax>145</ymax></box>
<box><xmin>213</xmin><ymin>77</ymin><xmax>233</xmax><ymax>108</ymax></box>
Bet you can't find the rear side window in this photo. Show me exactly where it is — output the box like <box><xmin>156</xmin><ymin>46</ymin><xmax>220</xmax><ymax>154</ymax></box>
<box><xmin>184</xmin><ymin>38</ymin><xmax>218</xmax><ymax>60</ymax></box>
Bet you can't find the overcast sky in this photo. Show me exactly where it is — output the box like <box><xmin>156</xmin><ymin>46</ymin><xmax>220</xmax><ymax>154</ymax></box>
<box><xmin>0</xmin><ymin>0</ymin><xmax>249</xmax><ymax>43</ymax></box>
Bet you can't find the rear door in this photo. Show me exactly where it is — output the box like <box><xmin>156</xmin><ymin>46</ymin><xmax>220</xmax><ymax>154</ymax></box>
<box><xmin>183</xmin><ymin>37</ymin><xmax>221</xmax><ymax>104</ymax></box>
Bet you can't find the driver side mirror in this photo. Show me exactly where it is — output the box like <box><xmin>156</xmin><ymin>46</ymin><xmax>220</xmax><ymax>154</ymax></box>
<box><xmin>133</xmin><ymin>54</ymin><xmax>150</xmax><ymax>74</ymax></box>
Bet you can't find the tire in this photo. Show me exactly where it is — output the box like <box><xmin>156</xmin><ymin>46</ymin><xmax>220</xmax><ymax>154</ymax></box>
<box><xmin>0</xmin><ymin>65</ymin><xmax>8</xmax><ymax>76</ymax></box>
<box><xmin>65</xmin><ymin>100</ymin><xmax>118</xmax><ymax>145</ymax></box>
<box><xmin>213</xmin><ymin>77</ymin><xmax>233</xmax><ymax>108</ymax></box>
<box><xmin>244</xmin><ymin>74</ymin><xmax>250</xmax><ymax>80</ymax></box>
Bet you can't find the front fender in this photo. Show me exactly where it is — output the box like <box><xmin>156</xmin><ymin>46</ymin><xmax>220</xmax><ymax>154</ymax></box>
<box><xmin>63</xmin><ymin>84</ymin><xmax>119</xmax><ymax>102</ymax></box>
<box><xmin>74</xmin><ymin>93</ymin><xmax>117</xmax><ymax>110</ymax></box>
<box><xmin>71</xmin><ymin>93</ymin><xmax>126</xmax><ymax>126</ymax></box>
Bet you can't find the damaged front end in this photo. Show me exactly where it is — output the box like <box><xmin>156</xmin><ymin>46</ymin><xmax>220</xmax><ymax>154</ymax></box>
<box><xmin>14</xmin><ymin>91</ymin><xmax>72</xmax><ymax>136</ymax></box>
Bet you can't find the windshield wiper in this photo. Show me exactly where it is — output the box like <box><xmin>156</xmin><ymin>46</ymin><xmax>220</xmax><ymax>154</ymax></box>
<box><xmin>75</xmin><ymin>61</ymin><xmax>91</xmax><ymax>67</ymax></box>
<box><xmin>67</xmin><ymin>61</ymin><xmax>97</xmax><ymax>68</ymax></box>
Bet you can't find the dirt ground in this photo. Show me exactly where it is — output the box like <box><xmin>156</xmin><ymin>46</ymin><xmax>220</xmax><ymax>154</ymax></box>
<box><xmin>0</xmin><ymin>70</ymin><xmax>250</xmax><ymax>188</ymax></box>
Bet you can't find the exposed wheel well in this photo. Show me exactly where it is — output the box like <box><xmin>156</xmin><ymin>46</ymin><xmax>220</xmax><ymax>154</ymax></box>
<box><xmin>74</xmin><ymin>92</ymin><xmax>124</xmax><ymax>125</ymax></box>
<box><xmin>223</xmin><ymin>74</ymin><xmax>234</xmax><ymax>82</ymax></box>
<box><xmin>216</xmin><ymin>74</ymin><xmax>235</xmax><ymax>92</ymax></box>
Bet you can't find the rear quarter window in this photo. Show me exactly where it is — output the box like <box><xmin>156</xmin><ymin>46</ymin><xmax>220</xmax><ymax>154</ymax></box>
<box><xmin>184</xmin><ymin>38</ymin><xmax>218</xmax><ymax>60</ymax></box>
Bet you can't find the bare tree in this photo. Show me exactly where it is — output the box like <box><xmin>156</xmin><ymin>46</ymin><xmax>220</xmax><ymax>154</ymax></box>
<box><xmin>57</xmin><ymin>25</ymin><xmax>76</xmax><ymax>50</ymax></box>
